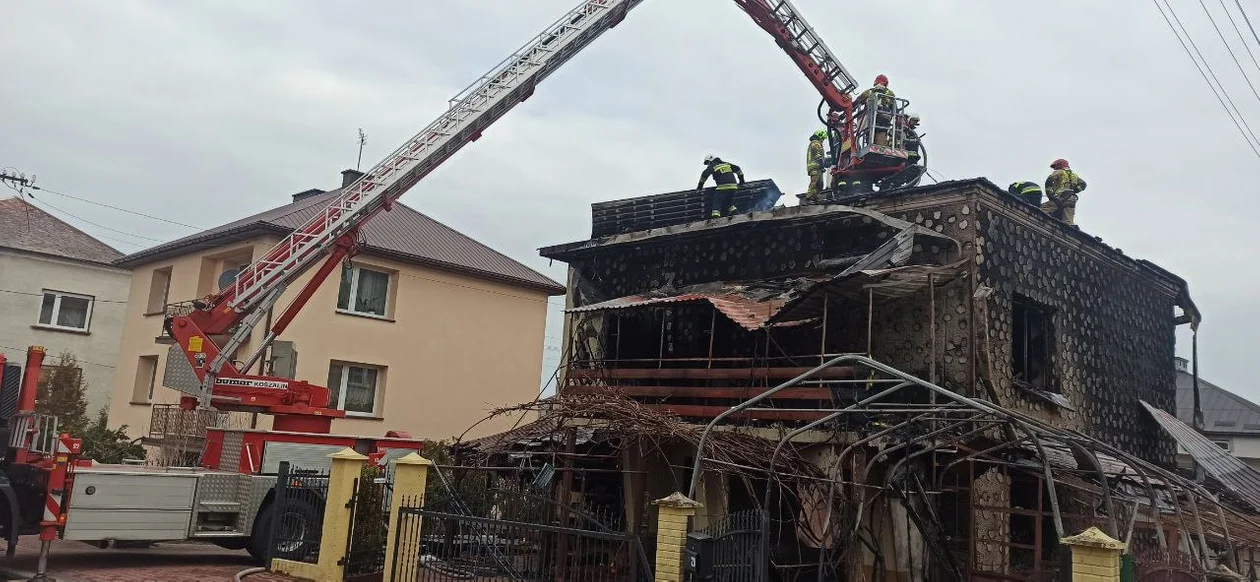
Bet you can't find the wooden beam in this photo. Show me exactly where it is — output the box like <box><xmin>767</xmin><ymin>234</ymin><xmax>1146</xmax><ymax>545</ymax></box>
<box><xmin>564</xmin><ymin>385</ymin><xmax>835</xmax><ymax>400</ymax></box>
<box><xmin>566</xmin><ymin>366</ymin><xmax>856</xmax><ymax>381</ymax></box>
<box><xmin>643</xmin><ymin>404</ymin><xmax>830</xmax><ymax>422</ymax></box>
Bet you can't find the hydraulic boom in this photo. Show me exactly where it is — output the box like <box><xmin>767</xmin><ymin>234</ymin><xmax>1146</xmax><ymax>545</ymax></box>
<box><xmin>165</xmin><ymin>0</ymin><xmax>896</xmax><ymax>430</ymax></box>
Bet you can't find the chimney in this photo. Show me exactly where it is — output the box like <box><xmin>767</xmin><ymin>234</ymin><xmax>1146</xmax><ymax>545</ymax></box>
<box><xmin>1175</xmin><ymin>356</ymin><xmax>1189</xmax><ymax>373</ymax></box>
<box><xmin>292</xmin><ymin>188</ymin><xmax>326</xmax><ymax>203</ymax></box>
<box><xmin>341</xmin><ymin>169</ymin><xmax>365</xmax><ymax>188</ymax></box>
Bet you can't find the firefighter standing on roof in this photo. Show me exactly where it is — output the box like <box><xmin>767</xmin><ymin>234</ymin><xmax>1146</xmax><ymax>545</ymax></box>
<box><xmin>805</xmin><ymin>130</ymin><xmax>827</xmax><ymax>204</ymax></box>
<box><xmin>697</xmin><ymin>155</ymin><xmax>746</xmax><ymax>217</ymax></box>
<box><xmin>1041</xmin><ymin>159</ymin><xmax>1087</xmax><ymax>226</ymax></box>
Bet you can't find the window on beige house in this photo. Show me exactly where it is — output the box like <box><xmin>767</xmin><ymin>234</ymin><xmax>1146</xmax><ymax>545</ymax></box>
<box><xmin>326</xmin><ymin>362</ymin><xmax>383</xmax><ymax>417</ymax></box>
<box><xmin>132</xmin><ymin>355</ymin><xmax>159</xmax><ymax>404</ymax></box>
<box><xmin>37</xmin><ymin>290</ymin><xmax>94</xmax><ymax>332</ymax></box>
<box><xmin>336</xmin><ymin>264</ymin><xmax>391</xmax><ymax>318</ymax></box>
<box><xmin>146</xmin><ymin>266</ymin><xmax>172</xmax><ymax>314</ymax></box>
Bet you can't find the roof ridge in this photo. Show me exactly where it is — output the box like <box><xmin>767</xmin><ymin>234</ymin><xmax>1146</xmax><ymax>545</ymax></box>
<box><xmin>1202</xmin><ymin>379</ymin><xmax>1260</xmax><ymax>415</ymax></box>
<box><xmin>0</xmin><ymin>196</ymin><xmax>122</xmax><ymax>262</ymax></box>
<box><xmin>390</xmin><ymin>200</ymin><xmax>558</xmax><ymax>283</ymax></box>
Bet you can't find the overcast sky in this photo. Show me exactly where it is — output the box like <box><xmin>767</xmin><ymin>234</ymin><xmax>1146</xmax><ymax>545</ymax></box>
<box><xmin>3</xmin><ymin>1</ymin><xmax>1259</xmax><ymax>401</ymax></box>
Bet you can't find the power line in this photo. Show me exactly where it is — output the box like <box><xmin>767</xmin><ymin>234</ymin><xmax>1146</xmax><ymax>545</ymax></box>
<box><xmin>1235</xmin><ymin>0</ymin><xmax>1260</xmax><ymax>55</ymax></box>
<box><xmin>23</xmin><ymin>196</ymin><xmax>164</xmax><ymax>243</ymax></box>
<box><xmin>1154</xmin><ymin>0</ymin><xmax>1260</xmax><ymax>157</ymax></box>
<box><xmin>1167</xmin><ymin>0</ymin><xmax>1260</xmax><ymax>146</ymax></box>
<box><xmin>0</xmin><ymin>288</ymin><xmax>129</xmax><ymax>304</ymax></box>
<box><xmin>1</xmin><ymin>170</ymin><xmax>205</xmax><ymax>230</ymax></box>
<box><xmin>0</xmin><ymin>345</ymin><xmax>116</xmax><ymax>369</ymax></box>
<box><xmin>1196</xmin><ymin>0</ymin><xmax>1260</xmax><ymax>102</ymax></box>
<box><xmin>1219</xmin><ymin>0</ymin><xmax>1260</xmax><ymax>74</ymax></box>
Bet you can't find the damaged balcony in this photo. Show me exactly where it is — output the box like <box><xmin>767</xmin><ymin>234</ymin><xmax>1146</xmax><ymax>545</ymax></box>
<box><xmin>543</xmin><ymin>185</ymin><xmax>966</xmax><ymax>424</ymax></box>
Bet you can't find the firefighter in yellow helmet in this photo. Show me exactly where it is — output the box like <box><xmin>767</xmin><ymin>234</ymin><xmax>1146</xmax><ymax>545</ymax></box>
<box><xmin>805</xmin><ymin>129</ymin><xmax>827</xmax><ymax>204</ymax></box>
<box><xmin>1041</xmin><ymin>158</ymin><xmax>1087</xmax><ymax>226</ymax></box>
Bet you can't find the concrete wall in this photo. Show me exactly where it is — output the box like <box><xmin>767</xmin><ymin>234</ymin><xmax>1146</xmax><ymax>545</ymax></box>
<box><xmin>107</xmin><ymin>236</ymin><xmax>552</xmax><ymax>440</ymax></box>
<box><xmin>0</xmin><ymin>249</ymin><xmax>130</xmax><ymax>411</ymax></box>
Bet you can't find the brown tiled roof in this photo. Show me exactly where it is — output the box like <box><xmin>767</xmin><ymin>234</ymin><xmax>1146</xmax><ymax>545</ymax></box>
<box><xmin>116</xmin><ymin>190</ymin><xmax>564</xmax><ymax>294</ymax></box>
<box><xmin>0</xmin><ymin>197</ymin><xmax>123</xmax><ymax>265</ymax></box>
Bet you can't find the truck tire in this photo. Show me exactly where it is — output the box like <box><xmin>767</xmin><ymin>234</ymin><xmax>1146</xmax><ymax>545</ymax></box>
<box><xmin>247</xmin><ymin>499</ymin><xmax>320</xmax><ymax>563</ymax></box>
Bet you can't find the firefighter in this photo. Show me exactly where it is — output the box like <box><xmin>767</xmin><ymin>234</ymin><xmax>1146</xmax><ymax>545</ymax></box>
<box><xmin>1009</xmin><ymin>181</ymin><xmax>1043</xmax><ymax>206</ymax></box>
<box><xmin>697</xmin><ymin>154</ymin><xmax>746</xmax><ymax>217</ymax></box>
<box><xmin>859</xmin><ymin>74</ymin><xmax>896</xmax><ymax>109</ymax></box>
<box><xmin>805</xmin><ymin>130</ymin><xmax>827</xmax><ymax>204</ymax></box>
<box><xmin>901</xmin><ymin>113</ymin><xmax>921</xmax><ymax>163</ymax></box>
<box><xmin>857</xmin><ymin>74</ymin><xmax>896</xmax><ymax>146</ymax></box>
<box><xmin>1041</xmin><ymin>159</ymin><xmax>1087</xmax><ymax>225</ymax></box>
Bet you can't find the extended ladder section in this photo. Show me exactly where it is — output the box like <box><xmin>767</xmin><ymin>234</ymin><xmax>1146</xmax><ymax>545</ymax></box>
<box><xmin>215</xmin><ymin>0</ymin><xmax>645</xmax><ymax>318</ymax></box>
<box><xmin>735</xmin><ymin>0</ymin><xmax>859</xmax><ymax>109</ymax></box>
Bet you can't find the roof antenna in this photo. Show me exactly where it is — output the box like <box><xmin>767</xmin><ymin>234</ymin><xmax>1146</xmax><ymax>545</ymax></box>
<box><xmin>356</xmin><ymin>129</ymin><xmax>367</xmax><ymax>171</ymax></box>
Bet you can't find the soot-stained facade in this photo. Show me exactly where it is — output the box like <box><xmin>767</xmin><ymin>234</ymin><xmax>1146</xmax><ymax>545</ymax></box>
<box><xmin>541</xmin><ymin>178</ymin><xmax>1198</xmax><ymax>464</ymax></box>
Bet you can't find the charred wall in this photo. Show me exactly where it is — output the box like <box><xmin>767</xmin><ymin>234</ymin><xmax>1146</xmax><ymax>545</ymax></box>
<box><xmin>974</xmin><ymin>195</ymin><xmax>1178</xmax><ymax>463</ymax></box>
<box><xmin>861</xmin><ymin>184</ymin><xmax>1181</xmax><ymax>464</ymax></box>
<box><xmin>564</xmin><ymin>213</ymin><xmax>901</xmax><ymax>302</ymax></box>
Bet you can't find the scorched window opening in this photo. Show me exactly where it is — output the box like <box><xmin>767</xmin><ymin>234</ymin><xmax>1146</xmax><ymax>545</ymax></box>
<box><xmin>1012</xmin><ymin>294</ymin><xmax>1055</xmax><ymax>391</ymax></box>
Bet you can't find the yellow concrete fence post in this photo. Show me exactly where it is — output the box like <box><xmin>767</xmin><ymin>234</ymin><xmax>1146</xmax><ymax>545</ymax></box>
<box><xmin>652</xmin><ymin>492</ymin><xmax>702</xmax><ymax>582</ymax></box>
<box><xmin>271</xmin><ymin>447</ymin><xmax>367</xmax><ymax>581</ymax></box>
<box><xmin>1061</xmin><ymin>526</ymin><xmax>1126</xmax><ymax>582</ymax></box>
<box><xmin>383</xmin><ymin>452</ymin><xmax>433</xmax><ymax>582</ymax></box>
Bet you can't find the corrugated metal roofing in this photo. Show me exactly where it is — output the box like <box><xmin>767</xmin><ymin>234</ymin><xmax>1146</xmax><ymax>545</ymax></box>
<box><xmin>568</xmin><ymin>281</ymin><xmax>804</xmax><ymax>331</ymax></box>
<box><xmin>1175</xmin><ymin>369</ymin><xmax>1260</xmax><ymax>435</ymax></box>
<box><xmin>0</xmin><ymin>197</ymin><xmax>123</xmax><ymax>265</ymax></box>
<box><xmin>116</xmin><ymin>189</ymin><xmax>563</xmax><ymax>294</ymax></box>
<box><xmin>1142</xmin><ymin>400</ymin><xmax>1260</xmax><ymax>512</ymax></box>
<box><xmin>569</xmin><ymin>264</ymin><xmax>966</xmax><ymax>331</ymax></box>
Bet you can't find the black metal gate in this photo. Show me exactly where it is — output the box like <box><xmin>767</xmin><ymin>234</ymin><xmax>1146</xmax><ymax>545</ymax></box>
<box><xmin>692</xmin><ymin>510</ymin><xmax>770</xmax><ymax>582</ymax></box>
<box><xmin>389</xmin><ymin>505</ymin><xmax>651</xmax><ymax>581</ymax></box>
<box><xmin>343</xmin><ymin>465</ymin><xmax>390</xmax><ymax>580</ymax></box>
<box><xmin>268</xmin><ymin>462</ymin><xmax>330</xmax><ymax>564</ymax></box>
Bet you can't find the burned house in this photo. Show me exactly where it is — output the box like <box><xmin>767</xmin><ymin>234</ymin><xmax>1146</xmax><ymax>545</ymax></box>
<box><xmin>455</xmin><ymin>179</ymin><xmax>1260</xmax><ymax>581</ymax></box>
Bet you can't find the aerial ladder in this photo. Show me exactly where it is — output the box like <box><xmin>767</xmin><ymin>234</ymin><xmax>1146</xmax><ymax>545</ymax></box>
<box><xmin>0</xmin><ymin>0</ymin><xmax>928</xmax><ymax>574</ymax></box>
<box><xmin>165</xmin><ymin>0</ymin><xmax>925</xmax><ymax>432</ymax></box>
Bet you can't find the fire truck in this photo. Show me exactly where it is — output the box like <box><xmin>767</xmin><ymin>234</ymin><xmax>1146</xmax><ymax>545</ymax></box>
<box><xmin>0</xmin><ymin>0</ymin><xmax>925</xmax><ymax>575</ymax></box>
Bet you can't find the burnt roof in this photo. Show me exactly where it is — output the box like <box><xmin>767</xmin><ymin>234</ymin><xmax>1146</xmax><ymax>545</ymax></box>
<box><xmin>0</xmin><ymin>197</ymin><xmax>123</xmax><ymax>265</ymax></box>
<box><xmin>1176</xmin><ymin>367</ymin><xmax>1260</xmax><ymax>434</ymax></box>
<box><xmin>116</xmin><ymin>189</ymin><xmax>564</xmax><ymax>294</ymax></box>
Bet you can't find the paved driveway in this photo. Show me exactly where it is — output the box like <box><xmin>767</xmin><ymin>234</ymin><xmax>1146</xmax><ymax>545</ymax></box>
<box><xmin>0</xmin><ymin>538</ymin><xmax>301</xmax><ymax>581</ymax></box>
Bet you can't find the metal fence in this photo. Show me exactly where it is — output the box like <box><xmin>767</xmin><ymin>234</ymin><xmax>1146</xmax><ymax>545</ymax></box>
<box><xmin>391</xmin><ymin>504</ymin><xmax>647</xmax><ymax>581</ymax></box>
<box><xmin>268</xmin><ymin>461</ymin><xmax>330</xmax><ymax>564</ymax></box>
<box><xmin>343</xmin><ymin>465</ymin><xmax>390</xmax><ymax>579</ymax></box>
<box><xmin>692</xmin><ymin>509</ymin><xmax>769</xmax><ymax>582</ymax></box>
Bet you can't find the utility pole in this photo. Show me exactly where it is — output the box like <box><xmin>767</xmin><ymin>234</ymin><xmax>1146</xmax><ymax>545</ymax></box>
<box><xmin>0</xmin><ymin>171</ymin><xmax>33</xmax><ymax>193</ymax></box>
<box><xmin>356</xmin><ymin>129</ymin><xmax>367</xmax><ymax>170</ymax></box>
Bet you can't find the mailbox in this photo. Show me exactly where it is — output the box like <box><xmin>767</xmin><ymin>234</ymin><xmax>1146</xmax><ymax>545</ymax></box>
<box><xmin>684</xmin><ymin>531</ymin><xmax>715</xmax><ymax>579</ymax></box>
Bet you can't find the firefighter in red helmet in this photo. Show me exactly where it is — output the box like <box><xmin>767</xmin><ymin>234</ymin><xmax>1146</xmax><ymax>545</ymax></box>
<box><xmin>857</xmin><ymin>74</ymin><xmax>896</xmax><ymax>146</ymax></box>
<box><xmin>1041</xmin><ymin>158</ymin><xmax>1087</xmax><ymax>226</ymax></box>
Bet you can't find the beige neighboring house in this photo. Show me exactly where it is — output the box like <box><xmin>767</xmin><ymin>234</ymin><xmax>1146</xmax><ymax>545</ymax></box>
<box><xmin>107</xmin><ymin>169</ymin><xmax>564</xmax><ymax>442</ymax></box>
<box><xmin>0</xmin><ymin>197</ymin><xmax>130</xmax><ymax>412</ymax></box>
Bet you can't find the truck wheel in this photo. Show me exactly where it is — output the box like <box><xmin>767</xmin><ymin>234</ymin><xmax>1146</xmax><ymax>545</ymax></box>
<box><xmin>248</xmin><ymin>499</ymin><xmax>320</xmax><ymax>563</ymax></box>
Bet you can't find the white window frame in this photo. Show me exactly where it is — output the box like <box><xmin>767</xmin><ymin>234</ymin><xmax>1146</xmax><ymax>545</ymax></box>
<box><xmin>337</xmin><ymin>265</ymin><xmax>392</xmax><ymax>319</ymax></box>
<box><xmin>36</xmin><ymin>290</ymin><xmax>94</xmax><ymax>332</ymax></box>
<box><xmin>328</xmin><ymin>362</ymin><xmax>384</xmax><ymax>418</ymax></box>
<box><xmin>146</xmin><ymin>266</ymin><xmax>172</xmax><ymax>315</ymax></box>
<box><xmin>1212</xmin><ymin>438</ymin><xmax>1234</xmax><ymax>452</ymax></box>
